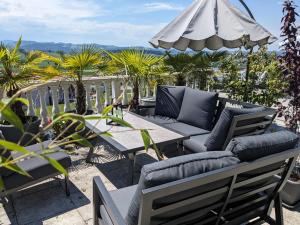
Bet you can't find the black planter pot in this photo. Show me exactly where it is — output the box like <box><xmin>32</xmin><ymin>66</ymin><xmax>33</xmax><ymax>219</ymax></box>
<box><xmin>275</xmin><ymin>175</ymin><xmax>300</xmax><ymax>208</ymax></box>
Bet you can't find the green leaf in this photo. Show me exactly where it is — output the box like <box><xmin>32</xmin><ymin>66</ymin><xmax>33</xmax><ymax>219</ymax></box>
<box><xmin>11</xmin><ymin>98</ymin><xmax>29</xmax><ymax>106</ymax></box>
<box><xmin>0</xmin><ymin>177</ymin><xmax>4</xmax><ymax>192</ymax></box>
<box><xmin>102</xmin><ymin>105</ymin><xmax>113</xmax><ymax>115</ymax></box>
<box><xmin>1</xmin><ymin>106</ymin><xmax>24</xmax><ymax>132</ymax></box>
<box><xmin>3</xmin><ymin>163</ymin><xmax>31</xmax><ymax>177</ymax></box>
<box><xmin>101</xmin><ymin>132</ymin><xmax>113</xmax><ymax>137</ymax></box>
<box><xmin>42</xmin><ymin>155</ymin><xmax>68</xmax><ymax>176</ymax></box>
<box><xmin>140</xmin><ymin>129</ymin><xmax>151</xmax><ymax>151</ymax></box>
<box><xmin>106</xmin><ymin>116</ymin><xmax>133</xmax><ymax>128</ymax></box>
<box><xmin>75</xmin><ymin>122</ymin><xmax>85</xmax><ymax>132</ymax></box>
<box><xmin>0</xmin><ymin>140</ymin><xmax>31</xmax><ymax>154</ymax></box>
<box><xmin>70</xmin><ymin>133</ymin><xmax>93</xmax><ymax>148</ymax></box>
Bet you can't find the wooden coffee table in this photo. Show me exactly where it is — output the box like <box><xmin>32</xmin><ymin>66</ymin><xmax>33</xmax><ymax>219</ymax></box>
<box><xmin>85</xmin><ymin>112</ymin><xmax>188</xmax><ymax>184</ymax></box>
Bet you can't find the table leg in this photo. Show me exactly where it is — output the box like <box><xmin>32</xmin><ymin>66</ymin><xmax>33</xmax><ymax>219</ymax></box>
<box><xmin>86</xmin><ymin>146</ymin><xmax>95</xmax><ymax>163</ymax></box>
<box><xmin>127</xmin><ymin>152</ymin><xmax>136</xmax><ymax>185</ymax></box>
<box><xmin>177</xmin><ymin>140</ymin><xmax>185</xmax><ymax>156</ymax></box>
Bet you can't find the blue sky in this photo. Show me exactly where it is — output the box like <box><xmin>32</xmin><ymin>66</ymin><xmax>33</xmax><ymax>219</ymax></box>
<box><xmin>0</xmin><ymin>0</ymin><xmax>291</xmax><ymax>50</ymax></box>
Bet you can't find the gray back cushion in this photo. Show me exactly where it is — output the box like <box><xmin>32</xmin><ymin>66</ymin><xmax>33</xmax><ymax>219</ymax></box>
<box><xmin>226</xmin><ymin>130</ymin><xmax>299</xmax><ymax>161</ymax></box>
<box><xmin>155</xmin><ymin>86</ymin><xmax>186</xmax><ymax>119</ymax></box>
<box><xmin>177</xmin><ymin>87</ymin><xmax>218</xmax><ymax>130</ymax></box>
<box><xmin>126</xmin><ymin>151</ymin><xmax>240</xmax><ymax>225</ymax></box>
<box><xmin>205</xmin><ymin>107</ymin><xmax>266</xmax><ymax>151</ymax></box>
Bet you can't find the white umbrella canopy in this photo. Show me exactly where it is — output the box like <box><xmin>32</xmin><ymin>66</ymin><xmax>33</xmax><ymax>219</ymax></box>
<box><xmin>149</xmin><ymin>0</ymin><xmax>277</xmax><ymax>51</ymax></box>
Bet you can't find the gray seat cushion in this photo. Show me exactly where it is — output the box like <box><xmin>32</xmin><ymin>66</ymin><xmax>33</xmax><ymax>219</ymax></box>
<box><xmin>145</xmin><ymin>115</ymin><xmax>177</xmax><ymax>125</ymax></box>
<box><xmin>155</xmin><ymin>86</ymin><xmax>186</xmax><ymax>119</ymax></box>
<box><xmin>126</xmin><ymin>151</ymin><xmax>240</xmax><ymax>225</ymax></box>
<box><xmin>3</xmin><ymin>148</ymin><xmax>71</xmax><ymax>190</ymax></box>
<box><xmin>177</xmin><ymin>88</ymin><xmax>218</xmax><ymax>130</ymax></box>
<box><xmin>183</xmin><ymin>134</ymin><xmax>211</xmax><ymax>153</ymax></box>
<box><xmin>99</xmin><ymin>185</ymin><xmax>137</xmax><ymax>225</ymax></box>
<box><xmin>226</xmin><ymin>130</ymin><xmax>299</xmax><ymax>161</ymax></box>
<box><xmin>205</xmin><ymin>107</ymin><xmax>266</xmax><ymax>151</ymax></box>
<box><xmin>163</xmin><ymin>122</ymin><xmax>210</xmax><ymax>136</ymax></box>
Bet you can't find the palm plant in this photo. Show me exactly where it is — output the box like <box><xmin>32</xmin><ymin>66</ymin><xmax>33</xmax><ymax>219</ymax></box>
<box><xmin>49</xmin><ymin>45</ymin><xmax>104</xmax><ymax>115</ymax></box>
<box><xmin>105</xmin><ymin>50</ymin><xmax>164</xmax><ymax>108</ymax></box>
<box><xmin>0</xmin><ymin>37</ymin><xmax>58</xmax><ymax>122</ymax></box>
<box><xmin>164</xmin><ymin>51</ymin><xmax>226</xmax><ymax>88</ymax></box>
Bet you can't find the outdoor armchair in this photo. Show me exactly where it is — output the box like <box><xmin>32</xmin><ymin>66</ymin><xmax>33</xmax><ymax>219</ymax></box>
<box><xmin>93</xmin><ymin>131</ymin><xmax>299</xmax><ymax>225</ymax></box>
<box><xmin>0</xmin><ymin>140</ymin><xmax>71</xmax><ymax>198</ymax></box>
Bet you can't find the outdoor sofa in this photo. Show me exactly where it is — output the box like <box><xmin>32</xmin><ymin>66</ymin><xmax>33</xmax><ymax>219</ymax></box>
<box><xmin>0</xmin><ymin>135</ymin><xmax>71</xmax><ymax>198</ymax></box>
<box><xmin>93</xmin><ymin>130</ymin><xmax>300</xmax><ymax>225</ymax></box>
<box><xmin>139</xmin><ymin>85</ymin><xmax>277</xmax><ymax>153</ymax></box>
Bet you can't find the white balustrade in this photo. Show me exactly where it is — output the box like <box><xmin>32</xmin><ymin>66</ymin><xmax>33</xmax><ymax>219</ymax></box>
<box><xmin>104</xmin><ymin>81</ymin><xmax>111</xmax><ymax>106</ymax></box>
<box><xmin>50</xmin><ymin>85</ymin><xmax>60</xmax><ymax>116</ymax></box>
<box><xmin>153</xmin><ymin>85</ymin><xmax>157</xmax><ymax>98</ymax></box>
<box><xmin>38</xmin><ymin>87</ymin><xmax>48</xmax><ymax>126</ymax></box>
<box><xmin>62</xmin><ymin>84</ymin><xmax>71</xmax><ymax>112</ymax></box>
<box><xmin>85</xmin><ymin>83</ymin><xmax>92</xmax><ymax>111</ymax></box>
<box><xmin>95</xmin><ymin>83</ymin><xmax>103</xmax><ymax>113</ymax></box>
<box><xmin>26</xmin><ymin>91</ymin><xmax>36</xmax><ymax>117</ymax></box>
<box><xmin>4</xmin><ymin>76</ymin><xmax>156</xmax><ymax>123</ymax></box>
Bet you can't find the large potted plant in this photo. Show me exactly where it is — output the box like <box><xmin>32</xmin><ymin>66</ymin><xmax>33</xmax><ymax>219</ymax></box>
<box><xmin>277</xmin><ymin>0</ymin><xmax>300</xmax><ymax>208</ymax></box>
<box><xmin>0</xmin><ymin>37</ymin><xmax>58</xmax><ymax>141</ymax></box>
<box><xmin>0</xmin><ymin>37</ymin><xmax>57</xmax><ymax>122</ymax></box>
<box><xmin>106</xmin><ymin>49</ymin><xmax>164</xmax><ymax>109</ymax></box>
<box><xmin>49</xmin><ymin>45</ymin><xmax>103</xmax><ymax>115</ymax></box>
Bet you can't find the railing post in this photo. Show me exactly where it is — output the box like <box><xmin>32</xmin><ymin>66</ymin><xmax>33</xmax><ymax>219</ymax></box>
<box><xmin>112</xmin><ymin>78</ymin><xmax>122</xmax><ymax>104</ymax></box>
<box><xmin>50</xmin><ymin>85</ymin><xmax>60</xmax><ymax>116</ymax></box>
<box><xmin>153</xmin><ymin>84</ymin><xmax>157</xmax><ymax>99</ymax></box>
<box><xmin>122</xmin><ymin>83</ymin><xmax>128</xmax><ymax>106</ymax></box>
<box><xmin>85</xmin><ymin>83</ymin><xmax>92</xmax><ymax>111</ymax></box>
<box><xmin>104</xmin><ymin>81</ymin><xmax>111</xmax><ymax>106</ymax></box>
<box><xmin>95</xmin><ymin>82</ymin><xmax>103</xmax><ymax>113</ymax></box>
<box><xmin>62</xmin><ymin>84</ymin><xmax>71</xmax><ymax>112</ymax></box>
<box><xmin>145</xmin><ymin>82</ymin><xmax>150</xmax><ymax>98</ymax></box>
<box><xmin>38</xmin><ymin>86</ymin><xmax>48</xmax><ymax>126</ymax></box>
<box><xmin>26</xmin><ymin>91</ymin><xmax>36</xmax><ymax>117</ymax></box>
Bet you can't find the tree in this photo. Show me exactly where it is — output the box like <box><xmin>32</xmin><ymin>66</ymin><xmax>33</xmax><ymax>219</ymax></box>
<box><xmin>278</xmin><ymin>0</ymin><xmax>300</xmax><ymax>132</ymax></box>
<box><xmin>220</xmin><ymin>48</ymin><xmax>286</xmax><ymax>107</ymax></box>
<box><xmin>49</xmin><ymin>45</ymin><xmax>104</xmax><ymax>115</ymax></box>
<box><xmin>106</xmin><ymin>50</ymin><xmax>164</xmax><ymax>108</ymax></box>
<box><xmin>0</xmin><ymin>37</ymin><xmax>58</xmax><ymax>122</ymax></box>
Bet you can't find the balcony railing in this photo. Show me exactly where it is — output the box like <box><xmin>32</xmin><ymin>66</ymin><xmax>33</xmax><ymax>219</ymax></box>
<box><xmin>0</xmin><ymin>76</ymin><xmax>156</xmax><ymax>126</ymax></box>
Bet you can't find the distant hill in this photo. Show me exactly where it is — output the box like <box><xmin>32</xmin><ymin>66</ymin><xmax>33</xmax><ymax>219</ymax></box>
<box><xmin>1</xmin><ymin>40</ymin><xmax>167</xmax><ymax>55</ymax></box>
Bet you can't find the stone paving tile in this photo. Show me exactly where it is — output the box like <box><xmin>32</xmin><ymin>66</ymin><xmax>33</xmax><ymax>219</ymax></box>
<box><xmin>12</xmin><ymin>186</ymin><xmax>79</xmax><ymax>225</ymax></box>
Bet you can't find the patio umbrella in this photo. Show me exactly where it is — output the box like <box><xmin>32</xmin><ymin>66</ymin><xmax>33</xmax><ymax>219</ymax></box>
<box><xmin>149</xmin><ymin>0</ymin><xmax>277</xmax><ymax>51</ymax></box>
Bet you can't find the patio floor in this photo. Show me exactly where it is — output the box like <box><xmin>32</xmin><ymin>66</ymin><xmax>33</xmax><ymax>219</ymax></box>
<box><xmin>0</xmin><ymin>140</ymin><xmax>300</xmax><ymax>225</ymax></box>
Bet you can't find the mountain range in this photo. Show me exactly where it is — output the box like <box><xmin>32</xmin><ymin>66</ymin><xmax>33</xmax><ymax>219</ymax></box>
<box><xmin>1</xmin><ymin>40</ymin><xmax>166</xmax><ymax>55</ymax></box>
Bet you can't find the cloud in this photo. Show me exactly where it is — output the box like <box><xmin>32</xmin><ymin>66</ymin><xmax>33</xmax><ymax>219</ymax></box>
<box><xmin>0</xmin><ymin>0</ymin><xmax>167</xmax><ymax>46</ymax></box>
<box><xmin>142</xmin><ymin>2</ymin><xmax>184</xmax><ymax>12</ymax></box>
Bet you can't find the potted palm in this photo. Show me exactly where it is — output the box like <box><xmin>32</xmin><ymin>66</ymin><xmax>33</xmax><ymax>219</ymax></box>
<box><xmin>0</xmin><ymin>37</ymin><xmax>58</xmax><ymax>143</ymax></box>
<box><xmin>0</xmin><ymin>37</ymin><xmax>57</xmax><ymax>122</ymax></box>
<box><xmin>105</xmin><ymin>49</ymin><xmax>164</xmax><ymax>109</ymax></box>
<box><xmin>49</xmin><ymin>45</ymin><xmax>104</xmax><ymax>115</ymax></box>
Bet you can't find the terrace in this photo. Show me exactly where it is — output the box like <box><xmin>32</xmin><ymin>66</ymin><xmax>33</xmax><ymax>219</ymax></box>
<box><xmin>1</xmin><ymin>0</ymin><xmax>300</xmax><ymax>225</ymax></box>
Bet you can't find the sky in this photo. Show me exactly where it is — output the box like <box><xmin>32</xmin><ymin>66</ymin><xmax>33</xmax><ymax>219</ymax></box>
<box><xmin>0</xmin><ymin>0</ymin><xmax>295</xmax><ymax>50</ymax></box>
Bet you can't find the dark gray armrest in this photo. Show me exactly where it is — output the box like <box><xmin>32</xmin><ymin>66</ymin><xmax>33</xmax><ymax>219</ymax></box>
<box><xmin>93</xmin><ymin>176</ymin><xmax>127</xmax><ymax>225</ymax></box>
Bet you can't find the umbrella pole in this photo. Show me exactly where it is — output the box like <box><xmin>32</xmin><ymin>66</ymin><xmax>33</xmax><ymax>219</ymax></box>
<box><xmin>239</xmin><ymin>0</ymin><xmax>255</xmax><ymax>102</ymax></box>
